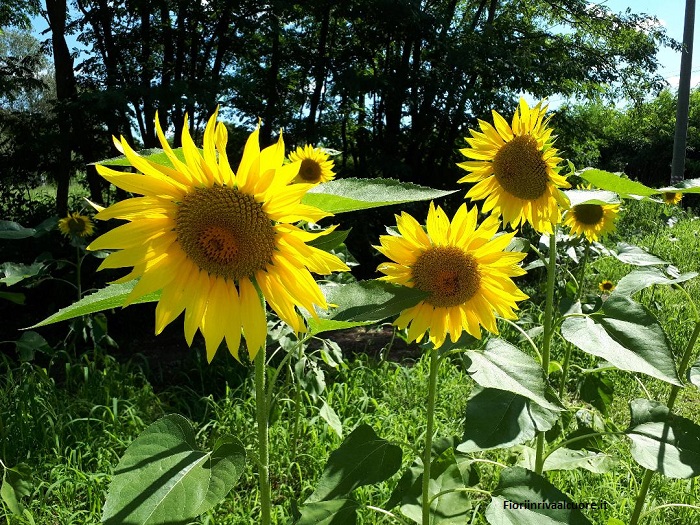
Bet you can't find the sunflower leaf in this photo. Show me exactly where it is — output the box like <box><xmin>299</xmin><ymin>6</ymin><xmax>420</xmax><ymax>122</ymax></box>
<box><xmin>296</xmin><ymin>499</ymin><xmax>359</xmax><ymax>525</ymax></box>
<box><xmin>302</xmin><ymin>177</ymin><xmax>457</xmax><ymax>213</ymax></box>
<box><xmin>308</xmin><ymin>229</ymin><xmax>351</xmax><ymax>252</ymax></box>
<box><xmin>0</xmin><ymin>220</ymin><xmax>37</xmax><ymax>239</ymax></box>
<box><xmin>657</xmin><ymin>178</ymin><xmax>700</xmax><ymax>193</ymax></box>
<box><xmin>612</xmin><ymin>267</ymin><xmax>698</xmax><ymax>296</ymax></box>
<box><xmin>563</xmin><ymin>189</ymin><xmax>621</xmax><ymax>206</ymax></box>
<box><xmin>611</xmin><ymin>243</ymin><xmax>668</xmax><ymax>266</ymax></box>
<box><xmin>28</xmin><ymin>281</ymin><xmax>161</xmax><ymax>328</ymax></box>
<box><xmin>577</xmin><ymin>168</ymin><xmax>658</xmax><ymax>198</ymax></box>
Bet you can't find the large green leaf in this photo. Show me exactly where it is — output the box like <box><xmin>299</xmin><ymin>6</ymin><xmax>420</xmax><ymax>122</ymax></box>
<box><xmin>577</xmin><ymin>169</ymin><xmax>657</xmax><ymax>198</ymax></box>
<box><xmin>457</xmin><ymin>387</ymin><xmax>558</xmax><ymax>453</ymax></box>
<box><xmin>29</xmin><ymin>281</ymin><xmax>160</xmax><ymax>328</ymax></box>
<box><xmin>611</xmin><ymin>243</ymin><xmax>667</xmax><ymax>266</ymax></box>
<box><xmin>1</xmin><ymin>463</ymin><xmax>32</xmax><ymax>516</ymax></box>
<box><xmin>563</xmin><ymin>189</ymin><xmax>621</xmax><ymax>206</ymax></box>
<box><xmin>102</xmin><ymin>414</ymin><xmax>246</xmax><ymax>525</ymax></box>
<box><xmin>302</xmin><ymin>178</ymin><xmax>457</xmax><ymax>214</ymax></box>
<box><xmin>308</xmin><ymin>229</ymin><xmax>351</xmax><ymax>252</ymax></box>
<box><xmin>306</xmin><ymin>424</ymin><xmax>402</xmax><ymax>503</ymax></box>
<box><xmin>395</xmin><ymin>449</ymin><xmax>477</xmax><ymax>524</ymax></box>
<box><xmin>657</xmin><ymin>178</ymin><xmax>700</xmax><ymax>193</ymax></box>
<box><xmin>689</xmin><ymin>355</ymin><xmax>700</xmax><ymax>389</ymax></box>
<box><xmin>307</xmin><ymin>281</ymin><xmax>429</xmax><ymax>335</ymax></box>
<box><xmin>517</xmin><ymin>446</ymin><xmax>613</xmax><ymax>474</ymax></box>
<box><xmin>561</xmin><ymin>296</ymin><xmax>680</xmax><ymax>385</ymax></box>
<box><xmin>0</xmin><ymin>220</ymin><xmax>37</xmax><ymax>239</ymax></box>
<box><xmin>0</xmin><ymin>262</ymin><xmax>45</xmax><ymax>286</ymax></box>
<box><xmin>296</xmin><ymin>499</ymin><xmax>359</xmax><ymax>525</ymax></box>
<box><xmin>613</xmin><ymin>267</ymin><xmax>698</xmax><ymax>296</ymax></box>
<box><xmin>485</xmin><ymin>467</ymin><xmax>593</xmax><ymax>524</ymax></box>
<box><xmin>626</xmin><ymin>399</ymin><xmax>700</xmax><ymax>479</ymax></box>
<box><xmin>465</xmin><ymin>338</ymin><xmax>563</xmax><ymax>412</ymax></box>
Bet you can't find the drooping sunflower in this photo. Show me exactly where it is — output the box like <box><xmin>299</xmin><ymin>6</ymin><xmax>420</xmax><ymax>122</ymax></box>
<box><xmin>599</xmin><ymin>280</ymin><xmax>615</xmax><ymax>293</ymax></box>
<box><xmin>457</xmin><ymin>98</ymin><xmax>570</xmax><ymax>233</ymax></box>
<box><xmin>288</xmin><ymin>145</ymin><xmax>335</xmax><ymax>184</ymax></box>
<box><xmin>58</xmin><ymin>212</ymin><xmax>95</xmax><ymax>238</ymax></box>
<box><xmin>663</xmin><ymin>192</ymin><xmax>682</xmax><ymax>205</ymax></box>
<box><xmin>375</xmin><ymin>202</ymin><xmax>529</xmax><ymax>348</ymax></box>
<box><xmin>563</xmin><ymin>202</ymin><xmax>620</xmax><ymax>242</ymax></box>
<box><xmin>87</xmin><ymin>111</ymin><xmax>349</xmax><ymax>362</ymax></box>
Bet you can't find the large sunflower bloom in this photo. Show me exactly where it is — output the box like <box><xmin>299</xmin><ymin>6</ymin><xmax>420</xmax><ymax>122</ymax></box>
<box><xmin>58</xmin><ymin>212</ymin><xmax>94</xmax><ymax>238</ymax></box>
<box><xmin>87</xmin><ymin>111</ymin><xmax>349</xmax><ymax>362</ymax></box>
<box><xmin>457</xmin><ymin>98</ymin><xmax>570</xmax><ymax>233</ymax></box>
<box><xmin>375</xmin><ymin>202</ymin><xmax>529</xmax><ymax>348</ymax></box>
<box><xmin>563</xmin><ymin>202</ymin><xmax>620</xmax><ymax>242</ymax></box>
<box><xmin>288</xmin><ymin>145</ymin><xmax>335</xmax><ymax>184</ymax></box>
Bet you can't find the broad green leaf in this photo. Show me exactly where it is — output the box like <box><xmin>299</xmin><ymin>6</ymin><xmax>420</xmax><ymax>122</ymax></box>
<box><xmin>0</xmin><ymin>220</ymin><xmax>37</xmax><ymax>239</ymax></box>
<box><xmin>458</xmin><ymin>387</ymin><xmax>558</xmax><ymax>453</ymax></box>
<box><xmin>611</xmin><ymin>243</ymin><xmax>667</xmax><ymax>266</ymax></box>
<box><xmin>29</xmin><ymin>281</ymin><xmax>161</xmax><ymax>328</ymax></box>
<box><xmin>302</xmin><ymin>177</ymin><xmax>457</xmax><ymax>214</ymax></box>
<box><xmin>577</xmin><ymin>168</ymin><xmax>657</xmax><ymax>198</ymax></box>
<box><xmin>485</xmin><ymin>467</ymin><xmax>594</xmax><ymax>524</ymax></box>
<box><xmin>0</xmin><ymin>291</ymin><xmax>25</xmax><ymax>304</ymax></box>
<box><xmin>0</xmin><ymin>262</ymin><xmax>45</xmax><ymax>286</ymax></box>
<box><xmin>577</xmin><ymin>373</ymin><xmax>614</xmax><ymax>415</ymax></box>
<box><xmin>1</xmin><ymin>463</ymin><xmax>32</xmax><ymax>516</ymax></box>
<box><xmin>15</xmin><ymin>331</ymin><xmax>50</xmax><ymax>361</ymax></box>
<box><xmin>395</xmin><ymin>449</ymin><xmax>478</xmax><ymax>525</ymax></box>
<box><xmin>307</xmin><ymin>424</ymin><xmax>402</xmax><ymax>503</ymax></box>
<box><xmin>689</xmin><ymin>355</ymin><xmax>700</xmax><ymax>388</ymax></box>
<box><xmin>297</xmin><ymin>499</ymin><xmax>359</xmax><ymax>525</ymax></box>
<box><xmin>626</xmin><ymin>399</ymin><xmax>700</xmax><ymax>479</ymax></box>
<box><xmin>657</xmin><ymin>178</ymin><xmax>700</xmax><ymax>193</ymax></box>
<box><xmin>308</xmin><ymin>229</ymin><xmax>351</xmax><ymax>252</ymax></box>
<box><xmin>517</xmin><ymin>446</ymin><xmax>612</xmax><ymax>474</ymax></box>
<box><xmin>561</xmin><ymin>296</ymin><xmax>680</xmax><ymax>385</ymax></box>
<box><xmin>319</xmin><ymin>400</ymin><xmax>343</xmax><ymax>438</ymax></box>
<box><xmin>94</xmin><ymin>147</ymin><xmax>191</xmax><ymax>168</ymax></box>
<box><xmin>465</xmin><ymin>338</ymin><xmax>563</xmax><ymax>412</ymax></box>
<box><xmin>102</xmin><ymin>414</ymin><xmax>246</xmax><ymax>525</ymax></box>
<box><xmin>564</xmin><ymin>189</ymin><xmax>621</xmax><ymax>206</ymax></box>
<box><xmin>612</xmin><ymin>267</ymin><xmax>697</xmax><ymax>296</ymax></box>
<box><xmin>307</xmin><ymin>281</ymin><xmax>429</xmax><ymax>335</ymax></box>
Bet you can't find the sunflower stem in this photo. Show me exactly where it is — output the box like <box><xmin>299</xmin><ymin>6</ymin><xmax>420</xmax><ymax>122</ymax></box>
<box><xmin>422</xmin><ymin>348</ymin><xmax>439</xmax><ymax>525</ymax></box>
<box><xmin>255</xmin><ymin>340</ymin><xmax>272</xmax><ymax>525</ymax></box>
<box><xmin>76</xmin><ymin>246</ymin><xmax>83</xmax><ymax>300</ymax></box>
<box><xmin>535</xmin><ymin>230</ymin><xmax>557</xmax><ymax>475</ymax></box>
<box><xmin>630</xmin><ymin>318</ymin><xmax>700</xmax><ymax>525</ymax></box>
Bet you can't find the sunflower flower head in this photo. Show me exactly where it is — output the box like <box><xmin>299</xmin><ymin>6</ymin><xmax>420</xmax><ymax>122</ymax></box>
<box><xmin>457</xmin><ymin>98</ymin><xmax>570</xmax><ymax>234</ymax></box>
<box><xmin>599</xmin><ymin>280</ymin><xmax>615</xmax><ymax>293</ymax></box>
<box><xmin>375</xmin><ymin>202</ymin><xmax>529</xmax><ymax>348</ymax></box>
<box><xmin>58</xmin><ymin>212</ymin><xmax>95</xmax><ymax>238</ymax></box>
<box><xmin>87</xmin><ymin>110</ymin><xmax>349</xmax><ymax>363</ymax></box>
<box><xmin>288</xmin><ymin>145</ymin><xmax>335</xmax><ymax>184</ymax></box>
<box><xmin>563</xmin><ymin>201</ymin><xmax>620</xmax><ymax>242</ymax></box>
<box><xmin>663</xmin><ymin>192</ymin><xmax>682</xmax><ymax>205</ymax></box>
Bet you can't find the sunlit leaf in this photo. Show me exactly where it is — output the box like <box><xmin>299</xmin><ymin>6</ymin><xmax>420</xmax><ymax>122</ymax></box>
<box><xmin>517</xmin><ymin>446</ymin><xmax>613</xmax><ymax>474</ymax></box>
<box><xmin>577</xmin><ymin>168</ymin><xmax>657</xmax><ymax>198</ymax></box>
<box><xmin>296</xmin><ymin>499</ymin><xmax>359</xmax><ymax>525</ymax></box>
<box><xmin>612</xmin><ymin>267</ymin><xmax>697</xmax><ymax>296</ymax></box>
<box><xmin>564</xmin><ymin>189</ymin><xmax>621</xmax><ymax>206</ymax></box>
<box><xmin>611</xmin><ymin>243</ymin><xmax>667</xmax><ymax>266</ymax></box>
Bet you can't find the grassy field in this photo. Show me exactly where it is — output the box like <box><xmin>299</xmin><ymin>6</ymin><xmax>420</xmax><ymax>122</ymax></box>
<box><xmin>1</xmin><ymin>198</ymin><xmax>699</xmax><ymax>524</ymax></box>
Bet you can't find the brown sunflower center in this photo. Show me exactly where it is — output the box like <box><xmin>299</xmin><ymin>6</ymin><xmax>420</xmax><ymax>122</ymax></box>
<box><xmin>298</xmin><ymin>158</ymin><xmax>322</xmax><ymax>182</ymax></box>
<box><xmin>492</xmin><ymin>135</ymin><xmax>549</xmax><ymax>200</ymax></box>
<box><xmin>664</xmin><ymin>192</ymin><xmax>680</xmax><ymax>204</ymax></box>
<box><xmin>412</xmin><ymin>246</ymin><xmax>481</xmax><ymax>307</ymax></box>
<box><xmin>573</xmin><ymin>203</ymin><xmax>604</xmax><ymax>225</ymax></box>
<box><xmin>68</xmin><ymin>217</ymin><xmax>89</xmax><ymax>234</ymax></box>
<box><xmin>601</xmin><ymin>281</ymin><xmax>614</xmax><ymax>291</ymax></box>
<box><xmin>176</xmin><ymin>186</ymin><xmax>276</xmax><ymax>280</ymax></box>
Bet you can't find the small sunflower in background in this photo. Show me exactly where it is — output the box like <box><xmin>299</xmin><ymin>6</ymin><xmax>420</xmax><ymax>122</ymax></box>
<box><xmin>288</xmin><ymin>145</ymin><xmax>335</xmax><ymax>184</ymax></box>
<box><xmin>375</xmin><ymin>202</ymin><xmax>529</xmax><ymax>348</ymax></box>
<box><xmin>563</xmin><ymin>201</ymin><xmax>620</xmax><ymax>242</ymax></box>
<box><xmin>87</xmin><ymin>111</ymin><xmax>348</xmax><ymax>362</ymax></box>
<box><xmin>663</xmin><ymin>192</ymin><xmax>682</xmax><ymax>205</ymax></box>
<box><xmin>457</xmin><ymin>98</ymin><xmax>570</xmax><ymax>233</ymax></box>
<box><xmin>58</xmin><ymin>211</ymin><xmax>95</xmax><ymax>238</ymax></box>
<box><xmin>598</xmin><ymin>280</ymin><xmax>615</xmax><ymax>293</ymax></box>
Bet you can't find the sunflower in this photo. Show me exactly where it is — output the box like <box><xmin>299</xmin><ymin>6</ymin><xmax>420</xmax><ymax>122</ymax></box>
<box><xmin>663</xmin><ymin>192</ymin><xmax>682</xmax><ymax>205</ymax></box>
<box><xmin>457</xmin><ymin>98</ymin><xmax>570</xmax><ymax>233</ymax></box>
<box><xmin>599</xmin><ymin>280</ymin><xmax>615</xmax><ymax>293</ymax></box>
<box><xmin>87</xmin><ymin>111</ymin><xmax>349</xmax><ymax>362</ymax></box>
<box><xmin>288</xmin><ymin>145</ymin><xmax>335</xmax><ymax>184</ymax></box>
<box><xmin>375</xmin><ymin>202</ymin><xmax>529</xmax><ymax>348</ymax></box>
<box><xmin>58</xmin><ymin>212</ymin><xmax>95</xmax><ymax>238</ymax></box>
<box><xmin>563</xmin><ymin>201</ymin><xmax>620</xmax><ymax>242</ymax></box>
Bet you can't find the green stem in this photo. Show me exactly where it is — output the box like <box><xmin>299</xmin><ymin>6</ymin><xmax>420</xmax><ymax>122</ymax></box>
<box><xmin>630</xmin><ymin>319</ymin><xmax>700</xmax><ymax>525</ymax></box>
<box><xmin>422</xmin><ymin>348</ymin><xmax>439</xmax><ymax>525</ymax></box>
<box><xmin>255</xmin><ymin>340</ymin><xmax>271</xmax><ymax>525</ymax></box>
<box><xmin>535</xmin><ymin>230</ymin><xmax>557</xmax><ymax>475</ymax></box>
<box><xmin>575</xmin><ymin>241</ymin><xmax>589</xmax><ymax>302</ymax></box>
<box><xmin>76</xmin><ymin>247</ymin><xmax>83</xmax><ymax>300</ymax></box>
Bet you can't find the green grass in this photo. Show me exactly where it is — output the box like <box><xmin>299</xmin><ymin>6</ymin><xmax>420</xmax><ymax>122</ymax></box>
<box><xmin>1</xmin><ymin>198</ymin><xmax>700</xmax><ymax>524</ymax></box>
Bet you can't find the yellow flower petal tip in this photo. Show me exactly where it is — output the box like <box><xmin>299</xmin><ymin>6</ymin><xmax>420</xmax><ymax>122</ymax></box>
<box><xmin>375</xmin><ymin>203</ymin><xmax>529</xmax><ymax>349</ymax></box>
<box><xmin>90</xmin><ymin>111</ymin><xmax>347</xmax><ymax>362</ymax></box>
<box><xmin>458</xmin><ymin>98</ymin><xmax>569</xmax><ymax>233</ymax></box>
